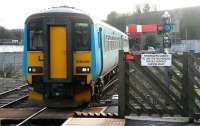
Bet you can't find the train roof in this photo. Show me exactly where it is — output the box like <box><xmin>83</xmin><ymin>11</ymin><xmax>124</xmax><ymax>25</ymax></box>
<box><xmin>26</xmin><ymin>6</ymin><xmax>128</xmax><ymax>38</ymax></box>
<box><xmin>39</xmin><ymin>6</ymin><xmax>88</xmax><ymax>15</ymax></box>
<box><xmin>94</xmin><ymin>20</ymin><xmax>128</xmax><ymax>38</ymax></box>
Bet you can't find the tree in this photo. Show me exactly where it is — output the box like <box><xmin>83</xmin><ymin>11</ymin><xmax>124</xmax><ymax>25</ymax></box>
<box><xmin>144</xmin><ymin>34</ymin><xmax>160</xmax><ymax>49</ymax></box>
<box><xmin>153</xmin><ymin>5</ymin><xmax>158</xmax><ymax>12</ymax></box>
<box><xmin>106</xmin><ymin>12</ymin><xmax>131</xmax><ymax>32</ymax></box>
<box><xmin>180</xmin><ymin>7</ymin><xmax>200</xmax><ymax>40</ymax></box>
<box><xmin>106</xmin><ymin>11</ymin><xmax>119</xmax><ymax>28</ymax></box>
<box><xmin>136</xmin><ymin>5</ymin><xmax>142</xmax><ymax>14</ymax></box>
<box><xmin>11</xmin><ymin>29</ymin><xmax>23</xmax><ymax>40</ymax></box>
<box><xmin>143</xmin><ymin>3</ymin><xmax>151</xmax><ymax>13</ymax></box>
<box><xmin>107</xmin><ymin>11</ymin><xmax>118</xmax><ymax>23</ymax></box>
<box><xmin>106</xmin><ymin>5</ymin><xmax>200</xmax><ymax>41</ymax></box>
<box><xmin>0</xmin><ymin>26</ymin><xmax>11</xmax><ymax>39</ymax></box>
<box><xmin>0</xmin><ymin>26</ymin><xmax>23</xmax><ymax>42</ymax></box>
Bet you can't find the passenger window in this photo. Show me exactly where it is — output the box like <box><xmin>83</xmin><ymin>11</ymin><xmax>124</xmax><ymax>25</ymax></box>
<box><xmin>104</xmin><ymin>35</ymin><xmax>107</xmax><ymax>51</ymax></box>
<box><xmin>120</xmin><ymin>36</ymin><xmax>123</xmax><ymax>49</ymax></box>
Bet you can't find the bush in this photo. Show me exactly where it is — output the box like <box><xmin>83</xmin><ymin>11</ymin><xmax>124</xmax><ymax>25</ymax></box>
<box><xmin>144</xmin><ymin>34</ymin><xmax>160</xmax><ymax>49</ymax></box>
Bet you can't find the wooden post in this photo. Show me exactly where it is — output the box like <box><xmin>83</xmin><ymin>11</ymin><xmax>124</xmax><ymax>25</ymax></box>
<box><xmin>125</xmin><ymin>60</ymin><xmax>130</xmax><ymax>115</ymax></box>
<box><xmin>182</xmin><ymin>52</ymin><xmax>189</xmax><ymax>116</ymax></box>
<box><xmin>182</xmin><ymin>52</ymin><xmax>195</xmax><ymax>116</ymax></box>
<box><xmin>188</xmin><ymin>51</ymin><xmax>195</xmax><ymax>116</ymax></box>
<box><xmin>118</xmin><ymin>50</ymin><xmax>125</xmax><ymax>118</ymax></box>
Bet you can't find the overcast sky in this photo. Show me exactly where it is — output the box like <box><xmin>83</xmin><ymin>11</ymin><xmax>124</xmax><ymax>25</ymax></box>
<box><xmin>0</xmin><ymin>0</ymin><xmax>200</xmax><ymax>29</ymax></box>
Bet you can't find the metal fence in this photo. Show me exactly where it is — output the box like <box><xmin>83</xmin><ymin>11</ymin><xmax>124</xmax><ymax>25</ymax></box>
<box><xmin>171</xmin><ymin>40</ymin><xmax>200</xmax><ymax>53</ymax></box>
<box><xmin>118</xmin><ymin>50</ymin><xmax>200</xmax><ymax>120</ymax></box>
<box><xmin>0</xmin><ymin>52</ymin><xmax>22</xmax><ymax>78</ymax></box>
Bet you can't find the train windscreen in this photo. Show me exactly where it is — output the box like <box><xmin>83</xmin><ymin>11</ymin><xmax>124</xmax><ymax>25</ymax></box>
<box><xmin>28</xmin><ymin>21</ymin><xmax>43</xmax><ymax>51</ymax></box>
<box><xmin>72</xmin><ymin>21</ymin><xmax>90</xmax><ymax>51</ymax></box>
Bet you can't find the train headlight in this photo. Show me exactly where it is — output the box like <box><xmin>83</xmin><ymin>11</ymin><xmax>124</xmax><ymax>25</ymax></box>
<box><xmin>76</xmin><ymin>67</ymin><xmax>90</xmax><ymax>73</ymax></box>
<box><xmin>28</xmin><ymin>67</ymin><xmax>43</xmax><ymax>73</ymax></box>
<box><xmin>82</xmin><ymin>68</ymin><xmax>87</xmax><ymax>72</ymax></box>
<box><xmin>32</xmin><ymin>68</ymin><xmax>37</xmax><ymax>72</ymax></box>
<box><xmin>28</xmin><ymin>68</ymin><xmax>32</xmax><ymax>72</ymax></box>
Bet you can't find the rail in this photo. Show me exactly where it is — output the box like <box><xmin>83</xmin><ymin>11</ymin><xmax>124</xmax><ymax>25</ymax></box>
<box><xmin>0</xmin><ymin>84</ymin><xmax>28</xmax><ymax>97</ymax></box>
<box><xmin>0</xmin><ymin>84</ymin><xmax>29</xmax><ymax>108</ymax></box>
<box><xmin>16</xmin><ymin>107</ymin><xmax>47</xmax><ymax>126</ymax></box>
<box><xmin>0</xmin><ymin>95</ymin><xmax>28</xmax><ymax>108</ymax></box>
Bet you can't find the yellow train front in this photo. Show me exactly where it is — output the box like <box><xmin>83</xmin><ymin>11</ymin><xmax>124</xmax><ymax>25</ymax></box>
<box><xmin>23</xmin><ymin>6</ymin><xmax>129</xmax><ymax>107</ymax></box>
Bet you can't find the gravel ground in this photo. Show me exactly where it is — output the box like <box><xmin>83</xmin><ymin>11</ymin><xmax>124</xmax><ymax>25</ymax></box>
<box><xmin>0</xmin><ymin>78</ymin><xmax>26</xmax><ymax>93</ymax></box>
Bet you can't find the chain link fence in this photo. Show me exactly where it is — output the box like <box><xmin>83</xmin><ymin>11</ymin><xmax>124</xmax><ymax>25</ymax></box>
<box><xmin>0</xmin><ymin>52</ymin><xmax>22</xmax><ymax>78</ymax></box>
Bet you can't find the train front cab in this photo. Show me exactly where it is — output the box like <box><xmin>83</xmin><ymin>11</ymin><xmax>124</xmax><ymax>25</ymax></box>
<box><xmin>24</xmin><ymin>14</ymin><xmax>94</xmax><ymax>106</ymax></box>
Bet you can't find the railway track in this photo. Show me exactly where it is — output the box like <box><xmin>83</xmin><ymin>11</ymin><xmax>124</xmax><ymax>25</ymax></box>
<box><xmin>16</xmin><ymin>107</ymin><xmax>47</xmax><ymax>126</ymax></box>
<box><xmin>0</xmin><ymin>84</ymin><xmax>29</xmax><ymax>108</ymax></box>
<box><xmin>101</xmin><ymin>75</ymin><xmax>119</xmax><ymax>100</ymax></box>
<box><xmin>6</xmin><ymin>106</ymin><xmax>108</xmax><ymax>126</ymax></box>
<box><xmin>0</xmin><ymin>83</ymin><xmax>116</xmax><ymax>125</ymax></box>
<box><xmin>102</xmin><ymin>77</ymin><xmax>118</xmax><ymax>94</ymax></box>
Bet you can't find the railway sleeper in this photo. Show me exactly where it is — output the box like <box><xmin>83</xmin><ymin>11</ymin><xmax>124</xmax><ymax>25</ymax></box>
<box><xmin>74</xmin><ymin>111</ymin><xmax>119</xmax><ymax>118</ymax></box>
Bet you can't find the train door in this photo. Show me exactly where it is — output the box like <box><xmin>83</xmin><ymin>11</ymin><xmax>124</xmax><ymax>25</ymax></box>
<box><xmin>49</xmin><ymin>26</ymin><xmax>68</xmax><ymax>80</ymax></box>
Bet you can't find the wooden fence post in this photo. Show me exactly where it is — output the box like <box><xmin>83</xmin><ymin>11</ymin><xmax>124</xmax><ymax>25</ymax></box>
<box><xmin>125</xmin><ymin>60</ymin><xmax>130</xmax><ymax>115</ymax></box>
<box><xmin>188</xmin><ymin>51</ymin><xmax>195</xmax><ymax>116</ymax></box>
<box><xmin>182</xmin><ymin>51</ymin><xmax>195</xmax><ymax>116</ymax></box>
<box><xmin>118</xmin><ymin>50</ymin><xmax>125</xmax><ymax>118</ymax></box>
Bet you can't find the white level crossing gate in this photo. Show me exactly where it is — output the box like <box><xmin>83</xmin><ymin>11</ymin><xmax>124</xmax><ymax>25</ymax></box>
<box><xmin>118</xmin><ymin>50</ymin><xmax>200</xmax><ymax>122</ymax></box>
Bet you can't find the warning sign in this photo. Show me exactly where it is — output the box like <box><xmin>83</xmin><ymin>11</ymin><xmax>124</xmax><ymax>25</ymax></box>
<box><xmin>141</xmin><ymin>54</ymin><xmax>172</xmax><ymax>66</ymax></box>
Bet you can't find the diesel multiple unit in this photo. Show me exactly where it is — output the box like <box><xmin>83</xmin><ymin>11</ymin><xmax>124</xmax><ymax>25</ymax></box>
<box><xmin>23</xmin><ymin>6</ymin><xmax>129</xmax><ymax>106</ymax></box>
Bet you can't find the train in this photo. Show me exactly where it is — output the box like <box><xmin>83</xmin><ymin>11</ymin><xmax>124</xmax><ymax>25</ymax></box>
<box><xmin>23</xmin><ymin>6</ymin><xmax>129</xmax><ymax>106</ymax></box>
